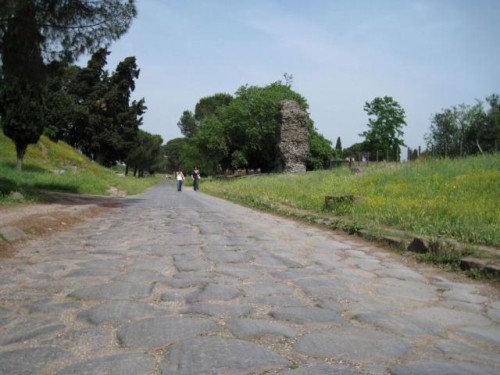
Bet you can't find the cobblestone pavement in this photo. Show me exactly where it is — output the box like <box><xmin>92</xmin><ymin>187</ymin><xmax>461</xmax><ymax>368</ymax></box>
<box><xmin>0</xmin><ymin>182</ymin><xmax>499</xmax><ymax>374</ymax></box>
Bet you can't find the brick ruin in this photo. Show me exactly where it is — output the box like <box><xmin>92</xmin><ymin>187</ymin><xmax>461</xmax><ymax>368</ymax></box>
<box><xmin>276</xmin><ymin>99</ymin><xmax>309</xmax><ymax>173</ymax></box>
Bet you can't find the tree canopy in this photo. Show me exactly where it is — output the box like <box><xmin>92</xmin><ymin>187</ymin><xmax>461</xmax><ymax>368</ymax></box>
<box><xmin>0</xmin><ymin>0</ymin><xmax>137</xmax><ymax>170</ymax></box>
<box><xmin>426</xmin><ymin>95</ymin><xmax>499</xmax><ymax>157</ymax></box>
<box><xmin>175</xmin><ymin>80</ymin><xmax>334</xmax><ymax>173</ymax></box>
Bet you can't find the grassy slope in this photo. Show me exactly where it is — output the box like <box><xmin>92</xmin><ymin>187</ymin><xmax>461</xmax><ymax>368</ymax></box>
<box><xmin>0</xmin><ymin>132</ymin><xmax>162</xmax><ymax>204</ymax></box>
<box><xmin>202</xmin><ymin>155</ymin><xmax>500</xmax><ymax>248</ymax></box>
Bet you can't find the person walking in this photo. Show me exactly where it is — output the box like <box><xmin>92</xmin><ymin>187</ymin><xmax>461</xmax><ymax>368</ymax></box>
<box><xmin>192</xmin><ymin>167</ymin><xmax>200</xmax><ymax>191</ymax></box>
<box><xmin>176</xmin><ymin>170</ymin><xmax>185</xmax><ymax>191</ymax></box>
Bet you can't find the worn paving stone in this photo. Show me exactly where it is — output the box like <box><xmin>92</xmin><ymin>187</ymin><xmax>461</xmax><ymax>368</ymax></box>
<box><xmin>355</xmin><ymin>312</ymin><xmax>442</xmax><ymax>336</ymax></box>
<box><xmin>240</xmin><ymin>281</ymin><xmax>297</xmax><ymax>296</ymax></box>
<box><xmin>43</xmin><ymin>326</ymin><xmax>114</xmax><ymax>354</ymax></box>
<box><xmin>205</xmin><ymin>250</ymin><xmax>253</xmax><ymax>263</ymax></box>
<box><xmin>375</xmin><ymin>280</ymin><xmax>438</xmax><ymax>304</ymax></box>
<box><xmin>229</xmin><ymin>318</ymin><xmax>297</xmax><ymax>338</ymax></box>
<box><xmin>28</xmin><ymin>301</ymin><xmax>81</xmax><ymax>314</ymax></box>
<box><xmin>112</xmin><ymin>270</ymin><xmax>168</xmax><ymax>283</ymax></box>
<box><xmin>181</xmin><ymin>303</ymin><xmax>253</xmax><ymax>318</ymax></box>
<box><xmin>457</xmin><ymin>325</ymin><xmax>500</xmax><ymax>346</ymax></box>
<box><xmin>77</xmin><ymin>300</ymin><xmax>167</xmax><ymax>324</ymax></box>
<box><xmin>247</xmin><ymin>295</ymin><xmax>306</xmax><ymax>307</ymax></box>
<box><xmin>390</xmin><ymin>360</ymin><xmax>499</xmax><ymax>375</ymax></box>
<box><xmin>185</xmin><ymin>283</ymin><xmax>242</xmax><ymax>303</ymax></box>
<box><xmin>0</xmin><ymin>347</ymin><xmax>71</xmax><ymax>375</ymax></box>
<box><xmin>434</xmin><ymin>338</ymin><xmax>500</xmax><ymax>366</ymax></box>
<box><xmin>161</xmin><ymin>336</ymin><xmax>290</xmax><ymax>374</ymax></box>
<box><xmin>68</xmin><ymin>282</ymin><xmax>153</xmax><ymax>300</ymax></box>
<box><xmin>402</xmin><ymin>306</ymin><xmax>492</xmax><ymax>327</ymax></box>
<box><xmin>295</xmin><ymin>327</ymin><xmax>411</xmax><ymax>363</ymax></box>
<box><xmin>117</xmin><ymin>316</ymin><xmax>219</xmax><ymax>348</ymax></box>
<box><xmin>376</xmin><ymin>267</ymin><xmax>428</xmax><ymax>282</ymax></box>
<box><xmin>0</xmin><ymin>318</ymin><xmax>65</xmax><ymax>345</ymax></box>
<box><xmin>279</xmin><ymin>364</ymin><xmax>363</xmax><ymax>374</ymax></box>
<box><xmin>55</xmin><ymin>353</ymin><xmax>156</xmax><ymax>375</ymax></box>
<box><xmin>63</xmin><ymin>267</ymin><xmax>118</xmax><ymax>278</ymax></box>
<box><xmin>487</xmin><ymin>301</ymin><xmax>500</xmax><ymax>323</ymax></box>
<box><xmin>269</xmin><ymin>306</ymin><xmax>344</xmax><ymax>324</ymax></box>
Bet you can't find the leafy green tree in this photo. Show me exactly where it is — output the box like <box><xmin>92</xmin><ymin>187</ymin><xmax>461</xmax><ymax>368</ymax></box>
<box><xmin>467</xmin><ymin>95</ymin><xmax>500</xmax><ymax>154</ymax></box>
<box><xmin>425</xmin><ymin>98</ymin><xmax>497</xmax><ymax>157</ymax></box>
<box><xmin>361</xmin><ymin>96</ymin><xmax>406</xmax><ymax>161</ymax></box>
<box><xmin>307</xmin><ymin>124</ymin><xmax>334</xmax><ymax>170</ymax></box>
<box><xmin>192</xmin><ymin>115</ymin><xmax>229</xmax><ymax>173</ymax></box>
<box><xmin>188</xmin><ymin>80</ymin><xmax>335</xmax><ymax>173</ymax></box>
<box><xmin>194</xmin><ymin>93</ymin><xmax>233</xmax><ymax>122</ymax></box>
<box><xmin>426</xmin><ymin>108</ymin><xmax>459</xmax><ymax>157</ymax></box>
<box><xmin>223</xmin><ymin>82</ymin><xmax>308</xmax><ymax>172</ymax></box>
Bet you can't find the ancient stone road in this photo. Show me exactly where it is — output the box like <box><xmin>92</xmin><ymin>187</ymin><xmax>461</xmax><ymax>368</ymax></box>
<box><xmin>0</xmin><ymin>182</ymin><xmax>499</xmax><ymax>374</ymax></box>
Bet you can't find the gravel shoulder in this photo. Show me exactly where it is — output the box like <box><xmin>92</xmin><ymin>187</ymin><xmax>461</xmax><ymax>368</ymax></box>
<box><xmin>0</xmin><ymin>192</ymin><xmax>120</xmax><ymax>257</ymax></box>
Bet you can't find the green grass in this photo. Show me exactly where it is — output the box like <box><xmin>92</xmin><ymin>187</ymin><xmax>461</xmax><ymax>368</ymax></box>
<box><xmin>201</xmin><ymin>155</ymin><xmax>500</xmax><ymax>248</ymax></box>
<box><xmin>0</xmin><ymin>132</ymin><xmax>162</xmax><ymax>204</ymax></box>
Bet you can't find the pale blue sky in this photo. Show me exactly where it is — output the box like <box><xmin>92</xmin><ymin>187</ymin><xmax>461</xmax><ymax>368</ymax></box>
<box><xmin>100</xmin><ymin>0</ymin><xmax>500</xmax><ymax>150</ymax></box>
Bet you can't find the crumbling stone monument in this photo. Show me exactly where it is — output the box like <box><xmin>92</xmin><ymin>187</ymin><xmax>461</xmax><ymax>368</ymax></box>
<box><xmin>276</xmin><ymin>99</ymin><xmax>309</xmax><ymax>173</ymax></box>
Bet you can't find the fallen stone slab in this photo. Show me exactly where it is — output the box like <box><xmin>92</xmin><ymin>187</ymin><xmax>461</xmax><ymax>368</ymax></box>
<box><xmin>117</xmin><ymin>316</ymin><xmax>219</xmax><ymax>348</ymax></box>
<box><xmin>161</xmin><ymin>336</ymin><xmax>290</xmax><ymax>374</ymax></box>
<box><xmin>55</xmin><ymin>353</ymin><xmax>156</xmax><ymax>375</ymax></box>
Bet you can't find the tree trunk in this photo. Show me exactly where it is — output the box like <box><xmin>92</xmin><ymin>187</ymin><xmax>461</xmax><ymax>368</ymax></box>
<box><xmin>15</xmin><ymin>143</ymin><xmax>27</xmax><ymax>171</ymax></box>
<box><xmin>476</xmin><ymin>139</ymin><xmax>483</xmax><ymax>154</ymax></box>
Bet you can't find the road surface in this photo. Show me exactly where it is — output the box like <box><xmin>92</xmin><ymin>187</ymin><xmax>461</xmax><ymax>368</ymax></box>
<box><xmin>0</xmin><ymin>182</ymin><xmax>499</xmax><ymax>374</ymax></box>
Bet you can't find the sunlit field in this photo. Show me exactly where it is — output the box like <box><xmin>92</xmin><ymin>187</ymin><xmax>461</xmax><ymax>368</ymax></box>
<box><xmin>202</xmin><ymin>155</ymin><xmax>500</xmax><ymax>247</ymax></box>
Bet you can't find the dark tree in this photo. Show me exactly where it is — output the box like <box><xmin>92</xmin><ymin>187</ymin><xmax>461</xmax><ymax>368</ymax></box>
<box><xmin>0</xmin><ymin>0</ymin><xmax>137</xmax><ymax>169</ymax></box>
<box><xmin>177</xmin><ymin>110</ymin><xmax>197</xmax><ymax>138</ymax></box>
<box><xmin>0</xmin><ymin>1</ymin><xmax>46</xmax><ymax>170</ymax></box>
<box><xmin>335</xmin><ymin>136</ymin><xmax>342</xmax><ymax>157</ymax></box>
<box><xmin>126</xmin><ymin>130</ymin><xmax>163</xmax><ymax>177</ymax></box>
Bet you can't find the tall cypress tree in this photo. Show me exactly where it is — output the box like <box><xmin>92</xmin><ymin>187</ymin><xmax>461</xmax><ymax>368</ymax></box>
<box><xmin>0</xmin><ymin>1</ymin><xmax>46</xmax><ymax>170</ymax></box>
